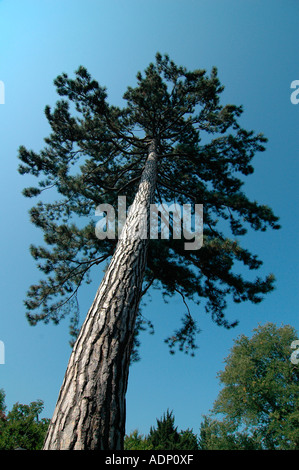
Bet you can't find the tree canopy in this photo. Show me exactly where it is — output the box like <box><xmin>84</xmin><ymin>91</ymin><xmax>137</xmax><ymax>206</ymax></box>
<box><xmin>18</xmin><ymin>53</ymin><xmax>280</xmax><ymax>355</ymax></box>
<box><xmin>0</xmin><ymin>389</ymin><xmax>50</xmax><ymax>450</ymax></box>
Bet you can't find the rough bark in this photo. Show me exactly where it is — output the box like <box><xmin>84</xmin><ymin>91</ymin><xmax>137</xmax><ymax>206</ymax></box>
<box><xmin>43</xmin><ymin>140</ymin><xmax>158</xmax><ymax>450</ymax></box>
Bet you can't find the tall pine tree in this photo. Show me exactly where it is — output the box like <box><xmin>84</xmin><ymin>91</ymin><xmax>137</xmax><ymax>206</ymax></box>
<box><xmin>18</xmin><ymin>53</ymin><xmax>280</xmax><ymax>449</ymax></box>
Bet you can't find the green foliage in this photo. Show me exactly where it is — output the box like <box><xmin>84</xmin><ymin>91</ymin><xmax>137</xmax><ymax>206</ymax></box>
<box><xmin>199</xmin><ymin>323</ymin><xmax>299</xmax><ymax>450</ymax></box>
<box><xmin>124</xmin><ymin>410</ymin><xmax>199</xmax><ymax>450</ymax></box>
<box><xmin>198</xmin><ymin>416</ymin><xmax>262</xmax><ymax>450</ymax></box>
<box><xmin>124</xmin><ymin>430</ymin><xmax>154</xmax><ymax>450</ymax></box>
<box><xmin>18</xmin><ymin>53</ymin><xmax>280</xmax><ymax>355</ymax></box>
<box><xmin>147</xmin><ymin>410</ymin><xmax>181</xmax><ymax>450</ymax></box>
<box><xmin>0</xmin><ymin>389</ymin><xmax>50</xmax><ymax>450</ymax></box>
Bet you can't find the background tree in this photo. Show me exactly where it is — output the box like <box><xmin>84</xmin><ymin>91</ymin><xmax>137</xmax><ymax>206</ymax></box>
<box><xmin>0</xmin><ymin>389</ymin><xmax>5</xmax><ymax>421</ymax></box>
<box><xmin>198</xmin><ymin>415</ymin><xmax>262</xmax><ymax>450</ymax></box>
<box><xmin>124</xmin><ymin>430</ymin><xmax>154</xmax><ymax>450</ymax></box>
<box><xmin>199</xmin><ymin>323</ymin><xmax>299</xmax><ymax>450</ymax></box>
<box><xmin>147</xmin><ymin>409</ymin><xmax>181</xmax><ymax>450</ymax></box>
<box><xmin>147</xmin><ymin>410</ymin><xmax>198</xmax><ymax>450</ymax></box>
<box><xmin>124</xmin><ymin>410</ymin><xmax>198</xmax><ymax>450</ymax></box>
<box><xmin>18</xmin><ymin>53</ymin><xmax>280</xmax><ymax>449</ymax></box>
<box><xmin>0</xmin><ymin>389</ymin><xmax>50</xmax><ymax>450</ymax></box>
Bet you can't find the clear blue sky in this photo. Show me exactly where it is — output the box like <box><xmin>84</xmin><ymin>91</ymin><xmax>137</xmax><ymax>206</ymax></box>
<box><xmin>0</xmin><ymin>0</ymin><xmax>298</xmax><ymax>437</ymax></box>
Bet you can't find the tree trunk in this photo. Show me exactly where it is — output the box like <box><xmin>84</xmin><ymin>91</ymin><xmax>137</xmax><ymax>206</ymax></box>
<box><xmin>43</xmin><ymin>139</ymin><xmax>158</xmax><ymax>450</ymax></box>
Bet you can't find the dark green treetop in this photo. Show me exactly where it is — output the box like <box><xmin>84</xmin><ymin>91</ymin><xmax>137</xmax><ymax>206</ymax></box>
<box><xmin>147</xmin><ymin>409</ymin><xmax>198</xmax><ymax>450</ymax></box>
<box><xmin>124</xmin><ymin>410</ymin><xmax>198</xmax><ymax>450</ymax></box>
<box><xmin>18</xmin><ymin>53</ymin><xmax>280</xmax><ymax>354</ymax></box>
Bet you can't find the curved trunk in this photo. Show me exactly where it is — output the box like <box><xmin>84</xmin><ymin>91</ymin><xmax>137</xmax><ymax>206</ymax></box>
<box><xmin>43</xmin><ymin>140</ymin><xmax>158</xmax><ymax>450</ymax></box>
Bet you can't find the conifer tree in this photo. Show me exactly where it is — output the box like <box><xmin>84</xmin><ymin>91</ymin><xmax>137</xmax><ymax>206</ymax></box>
<box><xmin>148</xmin><ymin>410</ymin><xmax>180</xmax><ymax>450</ymax></box>
<box><xmin>18</xmin><ymin>53</ymin><xmax>280</xmax><ymax>449</ymax></box>
<box><xmin>147</xmin><ymin>410</ymin><xmax>198</xmax><ymax>450</ymax></box>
